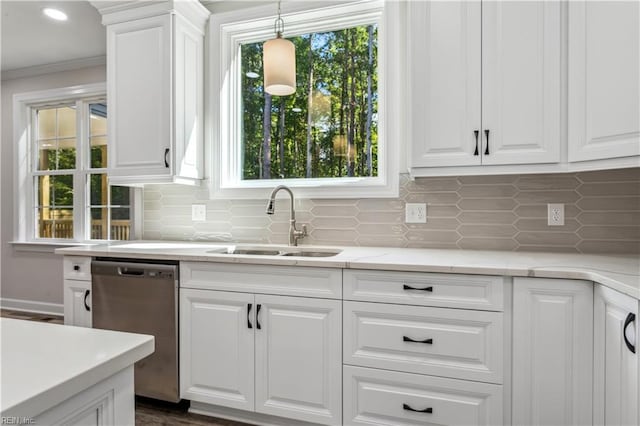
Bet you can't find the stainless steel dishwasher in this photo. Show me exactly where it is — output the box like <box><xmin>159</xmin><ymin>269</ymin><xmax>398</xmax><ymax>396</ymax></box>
<box><xmin>91</xmin><ymin>258</ymin><xmax>179</xmax><ymax>402</ymax></box>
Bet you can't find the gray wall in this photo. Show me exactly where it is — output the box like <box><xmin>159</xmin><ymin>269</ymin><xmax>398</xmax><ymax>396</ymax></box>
<box><xmin>1</xmin><ymin>66</ymin><xmax>106</xmax><ymax>308</ymax></box>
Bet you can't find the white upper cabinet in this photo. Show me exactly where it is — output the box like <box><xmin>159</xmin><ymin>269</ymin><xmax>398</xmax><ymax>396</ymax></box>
<box><xmin>482</xmin><ymin>1</ymin><xmax>561</xmax><ymax>166</ymax></box>
<box><xmin>568</xmin><ymin>1</ymin><xmax>640</xmax><ymax>163</ymax></box>
<box><xmin>408</xmin><ymin>1</ymin><xmax>481</xmax><ymax>168</ymax></box>
<box><xmin>96</xmin><ymin>0</ymin><xmax>208</xmax><ymax>185</ymax></box>
<box><xmin>409</xmin><ymin>0</ymin><xmax>561</xmax><ymax>172</ymax></box>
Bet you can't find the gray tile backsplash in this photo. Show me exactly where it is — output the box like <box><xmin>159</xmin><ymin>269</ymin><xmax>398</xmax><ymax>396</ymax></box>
<box><xmin>143</xmin><ymin>168</ymin><xmax>640</xmax><ymax>254</ymax></box>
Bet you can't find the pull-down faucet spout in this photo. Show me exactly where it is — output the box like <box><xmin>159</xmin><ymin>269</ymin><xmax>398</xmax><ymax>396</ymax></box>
<box><xmin>266</xmin><ymin>185</ymin><xmax>307</xmax><ymax>246</ymax></box>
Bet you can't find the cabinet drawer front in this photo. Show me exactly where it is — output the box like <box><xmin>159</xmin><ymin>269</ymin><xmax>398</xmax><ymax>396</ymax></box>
<box><xmin>344</xmin><ymin>302</ymin><xmax>503</xmax><ymax>383</ymax></box>
<box><xmin>63</xmin><ymin>256</ymin><xmax>92</xmax><ymax>281</ymax></box>
<box><xmin>181</xmin><ymin>262</ymin><xmax>341</xmax><ymax>299</ymax></box>
<box><xmin>344</xmin><ymin>366</ymin><xmax>503</xmax><ymax>426</ymax></box>
<box><xmin>344</xmin><ymin>270</ymin><xmax>504</xmax><ymax>311</ymax></box>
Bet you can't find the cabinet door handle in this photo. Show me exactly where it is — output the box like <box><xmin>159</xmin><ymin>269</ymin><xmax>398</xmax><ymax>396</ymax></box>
<box><xmin>247</xmin><ymin>303</ymin><xmax>253</xmax><ymax>329</ymax></box>
<box><xmin>256</xmin><ymin>304</ymin><xmax>262</xmax><ymax>330</ymax></box>
<box><xmin>73</xmin><ymin>265</ymin><xmax>80</xmax><ymax>271</ymax></box>
<box><xmin>403</xmin><ymin>403</ymin><xmax>432</xmax><ymax>414</ymax></box>
<box><xmin>473</xmin><ymin>130</ymin><xmax>479</xmax><ymax>156</ymax></box>
<box><xmin>164</xmin><ymin>148</ymin><xmax>170</xmax><ymax>168</ymax></box>
<box><xmin>484</xmin><ymin>129</ymin><xmax>490</xmax><ymax>155</ymax></box>
<box><xmin>403</xmin><ymin>284</ymin><xmax>433</xmax><ymax>292</ymax></box>
<box><xmin>623</xmin><ymin>312</ymin><xmax>636</xmax><ymax>354</ymax></box>
<box><xmin>403</xmin><ymin>336</ymin><xmax>433</xmax><ymax>344</ymax></box>
<box><xmin>84</xmin><ymin>290</ymin><xmax>91</xmax><ymax>312</ymax></box>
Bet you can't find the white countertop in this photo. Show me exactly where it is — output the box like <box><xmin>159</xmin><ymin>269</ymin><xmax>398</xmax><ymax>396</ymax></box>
<box><xmin>57</xmin><ymin>242</ymin><xmax>640</xmax><ymax>300</ymax></box>
<box><xmin>0</xmin><ymin>318</ymin><xmax>154</xmax><ymax>418</ymax></box>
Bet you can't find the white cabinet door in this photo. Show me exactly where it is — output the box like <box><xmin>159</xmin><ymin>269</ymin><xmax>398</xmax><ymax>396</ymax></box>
<box><xmin>63</xmin><ymin>279</ymin><xmax>91</xmax><ymax>328</ymax></box>
<box><xmin>594</xmin><ymin>285</ymin><xmax>638</xmax><ymax>426</ymax></box>
<box><xmin>107</xmin><ymin>15</ymin><xmax>172</xmax><ymax>180</ymax></box>
<box><xmin>482</xmin><ymin>1</ymin><xmax>561</xmax><ymax>165</ymax></box>
<box><xmin>512</xmin><ymin>278</ymin><xmax>593</xmax><ymax>426</ymax></box>
<box><xmin>408</xmin><ymin>0</ymin><xmax>482</xmax><ymax>168</ymax></box>
<box><xmin>569</xmin><ymin>1</ymin><xmax>640</xmax><ymax>162</ymax></box>
<box><xmin>254</xmin><ymin>294</ymin><xmax>342</xmax><ymax>425</ymax></box>
<box><xmin>180</xmin><ymin>289</ymin><xmax>255</xmax><ymax>411</ymax></box>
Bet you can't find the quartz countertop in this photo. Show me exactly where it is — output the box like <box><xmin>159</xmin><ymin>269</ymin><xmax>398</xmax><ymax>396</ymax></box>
<box><xmin>0</xmin><ymin>318</ymin><xmax>154</xmax><ymax>418</ymax></box>
<box><xmin>56</xmin><ymin>241</ymin><xmax>640</xmax><ymax>300</ymax></box>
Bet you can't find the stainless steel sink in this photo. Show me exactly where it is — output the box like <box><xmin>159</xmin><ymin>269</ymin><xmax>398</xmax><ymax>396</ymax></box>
<box><xmin>206</xmin><ymin>246</ymin><xmax>341</xmax><ymax>257</ymax></box>
<box><xmin>281</xmin><ymin>250</ymin><xmax>341</xmax><ymax>257</ymax></box>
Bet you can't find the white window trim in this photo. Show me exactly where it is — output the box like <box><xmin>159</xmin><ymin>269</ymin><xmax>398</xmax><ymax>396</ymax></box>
<box><xmin>13</xmin><ymin>83</ymin><xmax>142</xmax><ymax>243</ymax></box>
<box><xmin>208</xmin><ymin>0</ymin><xmax>403</xmax><ymax>199</ymax></box>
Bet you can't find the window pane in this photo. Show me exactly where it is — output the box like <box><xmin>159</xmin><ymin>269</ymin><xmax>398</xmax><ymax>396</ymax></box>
<box><xmin>90</xmin><ymin>136</ymin><xmax>108</xmax><ymax>169</ymax></box>
<box><xmin>90</xmin><ymin>208</ymin><xmax>108</xmax><ymax>239</ymax></box>
<box><xmin>90</xmin><ymin>103</ymin><xmax>107</xmax><ymax>136</ymax></box>
<box><xmin>36</xmin><ymin>175</ymin><xmax>73</xmax><ymax>208</ymax></box>
<box><xmin>36</xmin><ymin>140</ymin><xmax>56</xmax><ymax>171</ymax></box>
<box><xmin>240</xmin><ymin>24</ymin><xmax>378</xmax><ymax>180</ymax></box>
<box><xmin>110</xmin><ymin>208</ymin><xmax>130</xmax><ymax>240</ymax></box>
<box><xmin>37</xmin><ymin>207</ymin><xmax>73</xmax><ymax>239</ymax></box>
<box><xmin>37</xmin><ymin>108</ymin><xmax>56</xmax><ymax>139</ymax></box>
<box><xmin>57</xmin><ymin>106</ymin><xmax>76</xmax><ymax>138</ymax></box>
<box><xmin>110</xmin><ymin>185</ymin><xmax>130</xmax><ymax>206</ymax></box>
<box><xmin>57</xmin><ymin>138</ymin><xmax>76</xmax><ymax>170</ymax></box>
<box><xmin>89</xmin><ymin>173</ymin><xmax>108</xmax><ymax>205</ymax></box>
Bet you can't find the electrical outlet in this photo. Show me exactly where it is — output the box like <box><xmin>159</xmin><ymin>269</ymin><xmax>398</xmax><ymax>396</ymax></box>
<box><xmin>547</xmin><ymin>203</ymin><xmax>564</xmax><ymax>226</ymax></box>
<box><xmin>405</xmin><ymin>203</ymin><xmax>427</xmax><ymax>223</ymax></box>
<box><xmin>192</xmin><ymin>204</ymin><xmax>206</xmax><ymax>221</ymax></box>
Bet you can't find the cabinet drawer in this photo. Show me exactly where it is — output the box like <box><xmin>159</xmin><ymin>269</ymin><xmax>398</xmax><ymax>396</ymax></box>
<box><xmin>344</xmin><ymin>301</ymin><xmax>503</xmax><ymax>383</ymax></box>
<box><xmin>344</xmin><ymin>270</ymin><xmax>505</xmax><ymax>311</ymax></box>
<box><xmin>344</xmin><ymin>365</ymin><xmax>503</xmax><ymax>426</ymax></box>
<box><xmin>63</xmin><ymin>256</ymin><xmax>92</xmax><ymax>281</ymax></box>
<box><xmin>181</xmin><ymin>262</ymin><xmax>342</xmax><ymax>299</ymax></box>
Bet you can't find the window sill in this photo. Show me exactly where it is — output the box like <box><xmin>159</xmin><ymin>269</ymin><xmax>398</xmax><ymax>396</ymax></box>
<box><xmin>10</xmin><ymin>241</ymin><xmax>99</xmax><ymax>254</ymax></box>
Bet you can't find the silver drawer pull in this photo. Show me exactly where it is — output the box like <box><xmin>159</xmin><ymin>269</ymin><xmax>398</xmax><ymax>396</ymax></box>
<box><xmin>403</xmin><ymin>336</ymin><xmax>433</xmax><ymax>344</ymax></box>
<box><xmin>403</xmin><ymin>284</ymin><xmax>433</xmax><ymax>292</ymax></box>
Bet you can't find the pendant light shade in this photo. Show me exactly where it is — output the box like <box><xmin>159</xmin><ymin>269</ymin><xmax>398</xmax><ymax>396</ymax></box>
<box><xmin>263</xmin><ymin>1</ymin><xmax>296</xmax><ymax>96</ymax></box>
<box><xmin>264</xmin><ymin>37</ymin><xmax>296</xmax><ymax>96</ymax></box>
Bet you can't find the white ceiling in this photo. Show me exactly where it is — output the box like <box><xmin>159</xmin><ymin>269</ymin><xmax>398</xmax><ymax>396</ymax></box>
<box><xmin>1</xmin><ymin>0</ymin><xmax>106</xmax><ymax>72</ymax></box>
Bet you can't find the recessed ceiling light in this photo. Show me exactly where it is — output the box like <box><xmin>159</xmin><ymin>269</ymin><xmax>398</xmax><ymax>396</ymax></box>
<box><xmin>245</xmin><ymin>71</ymin><xmax>260</xmax><ymax>79</ymax></box>
<box><xmin>43</xmin><ymin>8</ymin><xmax>68</xmax><ymax>22</ymax></box>
<box><xmin>292</xmin><ymin>107</ymin><xmax>302</xmax><ymax>113</ymax></box>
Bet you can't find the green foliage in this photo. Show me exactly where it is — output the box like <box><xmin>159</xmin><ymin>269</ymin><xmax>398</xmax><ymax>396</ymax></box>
<box><xmin>241</xmin><ymin>24</ymin><xmax>378</xmax><ymax>179</ymax></box>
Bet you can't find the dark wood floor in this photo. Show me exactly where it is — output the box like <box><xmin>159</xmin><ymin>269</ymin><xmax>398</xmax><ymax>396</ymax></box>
<box><xmin>1</xmin><ymin>309</ymin><xmax>252</xmax><ymax>426</ymax></box>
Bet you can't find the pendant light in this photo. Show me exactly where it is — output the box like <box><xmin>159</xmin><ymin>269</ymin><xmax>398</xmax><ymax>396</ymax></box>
<box><xmin>263</xmin><ymin>1</ymin><xmax>296</xmax><ymax>96</ymax></box>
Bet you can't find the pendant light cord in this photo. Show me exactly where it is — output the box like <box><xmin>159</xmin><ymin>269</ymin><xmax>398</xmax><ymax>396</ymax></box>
<box><xmin>274</xmin><ymin>0</ymin><xmax>285</xmax><ymax>38</ymax></box>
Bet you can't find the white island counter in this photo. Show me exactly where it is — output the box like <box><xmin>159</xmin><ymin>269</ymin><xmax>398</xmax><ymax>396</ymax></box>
<box><xmin>1</xmin><ymin>318</ymin><xmax>154</xmax><ymax>425</ymax></box>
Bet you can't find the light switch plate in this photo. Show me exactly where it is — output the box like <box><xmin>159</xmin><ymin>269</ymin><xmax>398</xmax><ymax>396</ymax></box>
<box><xmin>192</xmin><ymin>204</ymin><xmax>206</xmax><ymax>221</ymax></box>
<box><xmin>405</xmin><ymin>203</ymin><xmax>427</xmax><ymax>223</ymax></box>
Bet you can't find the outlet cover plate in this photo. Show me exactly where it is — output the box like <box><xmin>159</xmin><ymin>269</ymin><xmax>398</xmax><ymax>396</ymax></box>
<box><xmin>405</xmin><ymin>203</ymin><xmax>427</xmax><ymax>223</ymax></box>
<box><xmin>192</xmin><ymin>204</ymin><xmax>206</xmax><ymax>221</ymax></box>
<box><xmin>547</xmin><ymin>203</ymin><xmax>565</xmax><ymax>226</ymax></box>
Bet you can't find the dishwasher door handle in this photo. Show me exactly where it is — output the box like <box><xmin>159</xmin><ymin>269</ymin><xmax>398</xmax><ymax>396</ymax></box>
<box><xmin>117</xmin><ymin>267</ymin><xmax>145</xmax><ymax>276</ymax></box>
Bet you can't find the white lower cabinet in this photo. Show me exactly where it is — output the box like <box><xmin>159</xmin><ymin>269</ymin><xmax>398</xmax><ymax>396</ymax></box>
<box><xmin>343</xmin><ymin>365</ymin><xmax>503</xmax><ymax>426</ymax></box>
<box><xmin>594</xmin><ymin>284</ymin><xmax>639</xmax><ymax>426</ymax></box>
<box><xmin>63</xmin><ymin>279</ymin><xmax>92</xmax><ymax>328</ymax></box>
<box><xmin>512</xmin><ymin>277</ymin><xmax>593</xmax><ymax>426</ymax></box>
<box><xmin>180</xmin><ymin>287</ymin><xmax>342</xmax><ymax>425</ymax></box>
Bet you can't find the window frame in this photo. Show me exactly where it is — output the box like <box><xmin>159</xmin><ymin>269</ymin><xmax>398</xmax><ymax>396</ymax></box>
<box><xmin>13</xmin><ymin>83</ymin><xmax>141</xmax><ymax>243</ymax></box>
<box><xmin>209</xmin><ymin>0</ymin><xmax>402</xmax><ymax>199</ymax></box>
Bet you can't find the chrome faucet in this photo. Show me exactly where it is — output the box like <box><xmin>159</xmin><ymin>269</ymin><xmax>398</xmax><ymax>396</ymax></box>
<box><xmin>266</xmin><ymin>185</ymin><xmax>307</xmax><ymax>246</ymax></box>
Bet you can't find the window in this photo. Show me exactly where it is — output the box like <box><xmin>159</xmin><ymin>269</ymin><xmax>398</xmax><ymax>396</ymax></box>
<box><xmin>241</xmin><ymin>25</ymin><xmax>378</xmax><ymax>180</ymax></box>
<box><xmin>14</xmin><ymin>83</ymin><xmax>137</xmax><ymax>243</ymax></box>
<box><xmin>211</xmin><ymin>0</ymin><xmax>400</xmax><ymax>198</ymax></box>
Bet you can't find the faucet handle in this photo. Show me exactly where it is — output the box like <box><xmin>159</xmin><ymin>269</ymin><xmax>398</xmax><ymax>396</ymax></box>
<box><xmin>301</xmin><ymin>224</ymin><xmax>308</xmax><ymax>237</ymax></box>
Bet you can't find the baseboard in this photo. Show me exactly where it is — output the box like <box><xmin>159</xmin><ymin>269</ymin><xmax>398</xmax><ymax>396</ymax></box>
<box><xmin>0</xmin><ymin>298</ymin><xmax>64</xmax><ymax>316</ymax></box>
<box><xmin>189</xmin><ymin>401</ymin><xmax>323</xmax><ymax>426</ymax></box>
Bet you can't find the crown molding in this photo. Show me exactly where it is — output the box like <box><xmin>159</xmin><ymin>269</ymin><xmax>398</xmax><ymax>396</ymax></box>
<box><xmin>1</xmin><ymin>56</ymin><xmax>106</xmax><ymax>82</ymax></box>
<box><xmin>90</xmin><ymin>0</ymin><xmax>209</xmax><ymax>29</ymax></box>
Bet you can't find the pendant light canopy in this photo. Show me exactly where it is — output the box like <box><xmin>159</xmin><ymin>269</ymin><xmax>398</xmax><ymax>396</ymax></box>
<box><xmin>263</xmin><ymin>1</ymin><xmax>296</xmax><ymax>96</ymax></box>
